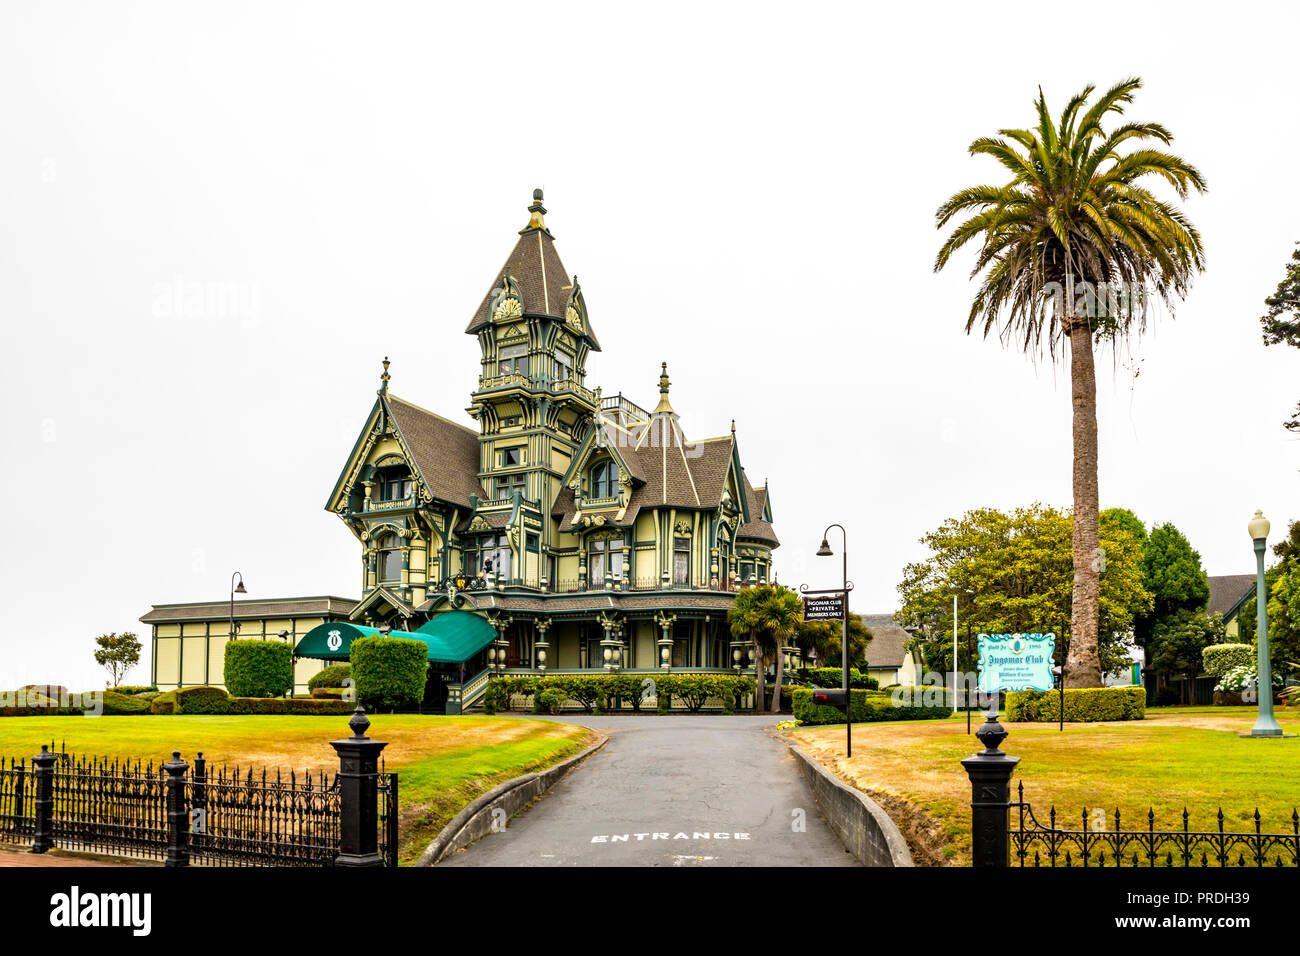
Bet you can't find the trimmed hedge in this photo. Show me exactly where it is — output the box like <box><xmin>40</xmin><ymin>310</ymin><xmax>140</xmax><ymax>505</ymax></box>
<box><xmin>791</xmin><ymin>688</ymin><xmax>950</xmax><ymax>725</ymax></box>
<box><xmin>350</xmin><ymin>636</ymin><xmax>427</xmax><ymax>710</ymax></box>
<box><xmin>100</xmin><ymin>691</ymin><xmax>151</xmax><ymax>715</ymax></box>
<box><xmin>110</xmin><ymin>685</ymin><xmax>158</xmax><ymax>695</ymax></box>
<box><xmin>1202</xmin><ymin>644</ymin><xmax>1254</xmax><ymax>680</ymax></box>
<box><xmin>224</xmin><ymin>641</ymin><xmax>293</xmax><ymax>698</ymax></box>
<box><xmin>1005</xmin><ymin>686</ymin><xmax>1145</xmax><ymax>722</ymax></box>
<box><xmin>492</xmin><ymin>673</ymin><xmax>755</xmax><ymax>714</ymax></box>
<box><xmin>147</xmin><ymin>686</ymin><xmax>352</xmax><ymax>715</ymax></box>
<box><xmin>802</xmin><ymin>668</ymin><xmax>879</xmax><ymax>690</ymax></box>
<box><xmin>308</xmin><ymin>664</ymin><xmax>352</xmax><ymax>692</ymax></box>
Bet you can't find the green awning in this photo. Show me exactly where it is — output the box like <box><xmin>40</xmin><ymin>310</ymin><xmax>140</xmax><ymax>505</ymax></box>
<box><xmin>414</xmin><ymin>611</ymin><xmax>498</xmax><ymax>663</ymax></box>
<box><xmin>294</xmin><ymin>622</ymin><xmax>422</xmax><ymax>661</ymax></box>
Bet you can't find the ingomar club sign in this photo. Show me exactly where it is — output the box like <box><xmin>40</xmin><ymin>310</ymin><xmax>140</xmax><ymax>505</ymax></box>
<box><xmin>802</xmin><ymin>595</ymin><xmax>845</xmax><ymax>621</ymax></box>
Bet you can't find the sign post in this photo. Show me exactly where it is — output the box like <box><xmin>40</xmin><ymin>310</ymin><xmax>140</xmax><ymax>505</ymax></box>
<box><xmin>802</xmin><ymin>588</ymin><xmax>852</xmax><ymax>755</ymax></box>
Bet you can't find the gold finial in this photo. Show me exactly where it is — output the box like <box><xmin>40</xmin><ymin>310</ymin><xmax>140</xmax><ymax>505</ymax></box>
<box><xmin>380</xmin><ymin>356</ymin><xmax>391</xmax><ymax>394</ymax></box>
<box><xmin>521</xmin><ymin>187</ymin><xmax>548</xmax><ymax>234</ymax></box>
<box><xmin>654</xmin><ymin>362</ymin><xmax>674</xmax><ymax>415</ymax></box>
<box><xmin>730</xmin><ymin>419</ymin><xmax>736</xmax><ymax>435</ymax></box>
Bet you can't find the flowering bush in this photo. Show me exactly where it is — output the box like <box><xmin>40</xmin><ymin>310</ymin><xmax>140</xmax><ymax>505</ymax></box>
<box><xmin>1214</xmin><ymin>661</ymin><xmax>1283</xmax><ymax>696</ymax></box>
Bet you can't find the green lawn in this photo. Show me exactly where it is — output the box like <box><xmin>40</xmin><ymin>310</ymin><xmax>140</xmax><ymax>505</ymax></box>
<box><xmin>0</xmin><ymin>714</ymin><xmax>596</xmax><ymax>865</ymax></box>
<box><xmin>790</xmin><ymin>706</ymin><xmax>1300</xmax><ymax>866</ymax></box>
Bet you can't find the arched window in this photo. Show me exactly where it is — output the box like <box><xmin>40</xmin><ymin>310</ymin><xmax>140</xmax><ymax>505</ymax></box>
<box><xmin>589</xmin><ymin>461</ymin><xmax>617</xmax><ymax>499</ymax></box>
<box><xmin>377</xmin><ymin>533</ymin><xmax>403</xmax><ymax>582</ymax></box>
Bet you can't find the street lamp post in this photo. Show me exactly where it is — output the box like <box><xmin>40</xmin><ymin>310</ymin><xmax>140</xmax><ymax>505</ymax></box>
<box><xmin>229</xmin><ymin>572</ymin><xmax>246</xmax><ymax>642</ymax></box>
<box><xmin>1247</xmin><ymin>511</ymin><xmax>1284</xmax><ymax>738</ymax></box>
<box><xmin>816</xmin><ymin>524</ymin><xmax>850</xmax><ymax>756</ymax></box>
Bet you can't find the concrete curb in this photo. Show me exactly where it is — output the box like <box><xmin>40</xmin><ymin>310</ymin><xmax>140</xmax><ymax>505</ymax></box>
<box><xmin>415</xmin><ymin>733</ymin><xmax>609</xmax><ymax>867</ymax></box>
<box><xmin>787</xmin><ymin>742</ymin><xmax>914</xmax><ymax>867</ymax></box>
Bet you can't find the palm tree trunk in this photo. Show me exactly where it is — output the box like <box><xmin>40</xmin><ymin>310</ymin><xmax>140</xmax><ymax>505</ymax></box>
<box><xmin>1065</xmin><ymin>317</ymin><xmax>1103</xmax><ymax>688</ymax></box>
<box><xmin>771</xmin><ymin>647</ymin><xmax>786</xmax><ymax>714</ymax></box>
<box><xmin>752</xmin><ymin>632</ymin><xmax>766</xmax><ymax>712</ymax></box>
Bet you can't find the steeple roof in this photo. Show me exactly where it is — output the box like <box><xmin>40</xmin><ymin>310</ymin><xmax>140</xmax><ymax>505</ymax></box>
<box><xmin>464</xmin><ymin>189</ymin><xmax>601</xmax><ymax>350</ymax></box>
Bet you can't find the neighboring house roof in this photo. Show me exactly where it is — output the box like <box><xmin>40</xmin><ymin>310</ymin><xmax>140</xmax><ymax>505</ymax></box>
<box><xmin>1207</xmin><ymin>574</ymin><xmax>1257</xmax><ymax>619</ymax></box>
<box><xmin>859</xmin><ymin>613</ymin><xmax>910</xmax><ymax>669</ymax></box>
<box><xmin>140</xmin><ymin>596</ymin><xmax>358</xmax><ymax>624</ymax></box>
<box><xmin>386</xmin><ymin>395</ymin><xmax>487</xmax><ymax>508</ymax></box>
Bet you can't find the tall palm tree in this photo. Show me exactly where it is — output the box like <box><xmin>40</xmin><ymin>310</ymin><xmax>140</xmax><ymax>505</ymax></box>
<box><xmin>754</xmin><ymin>586</ymin><xmax>803</xmax><ymax>713</ymax></box>
<box><xmin>935</xmin><ymin>78</ymin><xmax>1206</xmax><ymax>687</ymax></box>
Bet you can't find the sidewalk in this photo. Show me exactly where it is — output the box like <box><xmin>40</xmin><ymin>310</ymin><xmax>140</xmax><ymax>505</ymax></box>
<box><xmin>0</xmin><ymin>848</ymin><xmax>153</xmax><ymax>867</ymax></box>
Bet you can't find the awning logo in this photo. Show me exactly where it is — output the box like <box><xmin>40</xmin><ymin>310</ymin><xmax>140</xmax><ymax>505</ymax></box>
<box><xmin>326</xmin><ymin>630</ymin><xmax>342</xmax><ymax>652</ymax></box>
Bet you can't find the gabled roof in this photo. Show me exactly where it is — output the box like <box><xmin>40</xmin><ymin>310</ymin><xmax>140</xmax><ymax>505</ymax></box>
<box><xmin>737</xmin><ymin>476</ymin><xmax>778</xmax><ymax>545</ymax></box>
<box><xmin>1207</xmin><ymin>574</ymin><xmax>1256</xmax><ymax>619</ymax></box>
<box><xmin>385</xmin><ymin>395</ymin><xmax>486</xmax><ymax>508</ymax></box>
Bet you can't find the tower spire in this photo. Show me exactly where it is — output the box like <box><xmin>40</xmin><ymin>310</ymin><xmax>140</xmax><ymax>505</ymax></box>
<box><xmin>520</xmin><ymin>187</ymin><xmax>549</xmax><ymax>236</ymax></box>
<box><xmin>654</xmin><ymin>362</ymin><xmax>675</xmax><ymax>415</ymax></box>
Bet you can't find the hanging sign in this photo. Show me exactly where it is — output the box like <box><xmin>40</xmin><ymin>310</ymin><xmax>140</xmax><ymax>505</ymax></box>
<box><xmin>803</xmin><ymin>595</ymin><xmax>845</xmax><ymax>622</ymax></box>
<box><xmin>977</xmin><ymin>633</ymin><xmax>1056</xmax><ymax>693</ymax></box>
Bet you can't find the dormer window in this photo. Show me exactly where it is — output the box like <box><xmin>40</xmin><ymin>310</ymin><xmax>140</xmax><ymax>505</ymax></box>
<box><xmin>589</xmin><ymin>460</ymin><xmax>617</xmax><ymax>499</ymax></box>
<box><xmin>376</xmin><ymin>466</ymin><xmax>413</xmax><ymax>502</ymax></box>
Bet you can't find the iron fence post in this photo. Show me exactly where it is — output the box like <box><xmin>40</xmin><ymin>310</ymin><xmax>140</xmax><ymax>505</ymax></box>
<box><xmin>13</xmin><ymin>759</ymin><xmax>25</xmax><ymax>830</ymax></box>
<box><xmin>192</xmin><ymin>752</ymin><xmax>206</xmax><ymax>851</ymax></box>
<box><xmin>163</xmin><ymin>751</ymin><xmax>190</xmax><ymax>867</ymax></box>
<box><xmin>961</xmin><ymin>713</ymin><xmax>1020</xmax><ymax>868</ymax></box>
<box><xmin>330</xmin><ymin>706</ymin><xmax>388</xmax><ymax>867</ymax></box>
<box><xmin>30</xmin><ymin>745</ymin><xmax>56</xmax><ymax>854</ymax></box>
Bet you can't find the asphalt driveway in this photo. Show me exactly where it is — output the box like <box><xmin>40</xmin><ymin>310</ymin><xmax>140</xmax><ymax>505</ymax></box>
<box><xmin>440</xmin><ymin>714</ymin><xmax>858</xmax><ymax>867</ymax></box>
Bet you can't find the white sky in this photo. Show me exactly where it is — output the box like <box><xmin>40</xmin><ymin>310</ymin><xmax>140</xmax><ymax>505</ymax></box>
<box><xmin>2</xmin><ymin>1</ymin><xmax>1297</xmax><ymax>689</ymax></box>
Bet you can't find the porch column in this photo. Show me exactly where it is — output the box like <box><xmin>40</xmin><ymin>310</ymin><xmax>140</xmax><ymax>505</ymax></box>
<box><xmin>655</xmin><ymin>611</ymin><xmax>676</xmax><ymax>671</ymax></box>
<box><xmin>488</xmin><ymin>616</ymin><xmax>511</xmax><ymax>673</ymax></box>
<box><xmin>534</xmin><ymin>618</ymin><xmax>551</xmax><ymax>672</ymax></box>
<box><xmin>598</xmin><ymin>612</ymin><xmax>623</xmax><ymax>671</ymax></box>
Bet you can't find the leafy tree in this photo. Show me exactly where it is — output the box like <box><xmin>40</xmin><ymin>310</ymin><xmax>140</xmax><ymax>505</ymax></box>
<box><xmin>1151</xmin><ymin>610</ymin><xmax>1225</xmax><ymax>704</ymax></box>
<box><xmin>1238</xmin><ymin>523</ymin><xmax>1300</xmax><ymax>676</ymax></box>
<box><xmin>897</xmin><ymin>504</ymin><xmax>1151</xmax><ymax>677</ymax></box>
<box><xmin>1134</xmin><ymin>522</ymin><xmax>1210</xmax><ymax>661</ymax></box>
<box><xmin>93</xmin><ymin>631</ymin><xmax>142</xmax><ymax>687</ymax></box>
<box><xmin>934</xmin><ymin>78</ymin><xmax>1207</xmax><ymax>686</ymax></box>
<box><xmin>1260</xmin><ymin>243</ymin><xmax>1300</xmax><ymax>432</ymax></box>
<box><xmin>795</xmin><ymin>616</ymin><xmax>873</xmax><ymax>671</ymax></box>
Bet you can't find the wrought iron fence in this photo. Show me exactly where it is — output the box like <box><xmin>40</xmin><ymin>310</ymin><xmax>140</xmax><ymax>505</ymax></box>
<box><xmin>1011</xmin><ymin>781</ymin><xmax>1300</xmax><ymax>868</ymax></box>
<box><xmin>188</xmin><ymin>758</ymin><xmax>341</xmax><ymax>867</ymax></box>
<box><xmin>50</xmin><ymin>752</ymin><xmax>170</xmax><ymax>860</ymax></box>
<box><xmin>0</xmin><ymin>756</ymin><xmax>33</xmax><ymax>847</ymax></box>
<box><xmin>0</xmin><ymin>738</ymin><xmax>399</xmax><ymax>867</ymax></box>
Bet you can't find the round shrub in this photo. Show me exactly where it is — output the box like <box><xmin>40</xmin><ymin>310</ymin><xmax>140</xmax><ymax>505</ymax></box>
<box><xmin>533</xmin><ymin>688</ymin><xmax>563</xmax><ymax>714</ymax></box>
<box><xmin>308</xmin><ymin>664</ymin><xmax>352</xmax><ymax>692</ymax></box>
<box><xmin>350</xmin><ymin>636</ymin><xmax>427</xmax><ymax>710</ymax></box>
<box><xmin>224</xmin><ymin>641</ymin><xmax>293</xmax><ymax>698</ymax></box>
<box><xmin>1202</xmin><ymin>643</ymin><xmax>1254</xmax><ymax>680</ymax></box>
<box><xmin>175</xmin><ymin>686</ymin><xmax>232</xmax><ymax>714</ymax></box>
